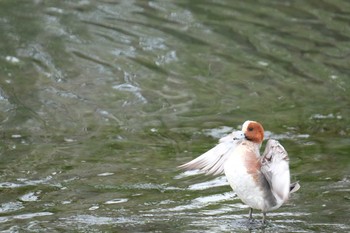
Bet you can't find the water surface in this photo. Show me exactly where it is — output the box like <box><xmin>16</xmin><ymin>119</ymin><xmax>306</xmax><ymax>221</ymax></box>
<box><xmin>0</xmin><ymin>0</ymin><xmax>349</xmax><ymax>232</ymax></box>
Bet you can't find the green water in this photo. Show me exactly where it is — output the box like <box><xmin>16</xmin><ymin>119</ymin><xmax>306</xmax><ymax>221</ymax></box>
<box><xmin>0</xmin><ymin>0</ymin><xmax>349</xmax><ymax>232</ymax></box>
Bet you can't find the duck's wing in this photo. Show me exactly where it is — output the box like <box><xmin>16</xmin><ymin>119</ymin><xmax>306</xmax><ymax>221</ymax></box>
<box><xmin>290</xmin><ymin>181</ymin><xmax>301</xmax><ymax>193</ymax></box>
<box><xmin>261</xmin><ymin>139</ymin><xmax>299</xmax><ymax>202</ymax></box>
<box><xmin>178</xmin><ymin>131</ymin><xmax>244</xmax><ymax>176</ymax></box>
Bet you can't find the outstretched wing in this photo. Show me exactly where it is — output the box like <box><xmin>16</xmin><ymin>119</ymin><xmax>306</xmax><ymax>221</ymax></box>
<box><xmin>178</xmin><ymin>131</ymin><xmax>244</xmax><ymax>176</ymax></box>
<box><xmin>261</xmin><ymin>139</ymin><xmax>293</xmax><ymax>202</ymax></box>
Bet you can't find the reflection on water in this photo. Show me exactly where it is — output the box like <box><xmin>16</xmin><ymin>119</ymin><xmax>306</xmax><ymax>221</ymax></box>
<box><xmin>0</xmin><ymin>0</ymin><xmax>350</xmax><ymax>232</ymax></box>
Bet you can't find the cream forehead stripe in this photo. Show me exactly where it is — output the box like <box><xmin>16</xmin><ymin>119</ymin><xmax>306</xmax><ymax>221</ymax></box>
<box><xmin>242</xmin><ymin>120</ymin><xmax>254</xmax><ymax>131</ymax></box>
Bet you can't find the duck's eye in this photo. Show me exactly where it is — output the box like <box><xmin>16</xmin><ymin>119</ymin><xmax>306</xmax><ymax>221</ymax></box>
<box><xmin>248</xmin><ymin>127</ymin><xmax>254</xmax><ymax>131</ymax></box>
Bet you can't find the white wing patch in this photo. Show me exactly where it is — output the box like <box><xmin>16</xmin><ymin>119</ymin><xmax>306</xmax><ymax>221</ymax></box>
<box><xmin>179</xmin><ymin>131</ymin><xmax>244</xmax><ymax>175</ymax></box>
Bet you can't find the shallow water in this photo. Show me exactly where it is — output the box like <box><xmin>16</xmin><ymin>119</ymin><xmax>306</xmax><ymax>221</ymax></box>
<box><xmin>0</xmin><ymin>0</ymin><xmax>349</xmax><ymax>232</ymax></box>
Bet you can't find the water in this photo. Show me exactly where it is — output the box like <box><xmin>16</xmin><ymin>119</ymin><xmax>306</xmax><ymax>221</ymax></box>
<box><xmin>0</xmin><ymin>0</ymin><xmax>349</xmax><ymax>232</ymax></box>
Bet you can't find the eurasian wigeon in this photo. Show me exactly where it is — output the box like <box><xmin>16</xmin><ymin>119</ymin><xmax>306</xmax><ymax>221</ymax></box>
<box><xmin>179</xmin><ymin>120</ymin><xmax>300</xmax><ymax>223</ymax></box>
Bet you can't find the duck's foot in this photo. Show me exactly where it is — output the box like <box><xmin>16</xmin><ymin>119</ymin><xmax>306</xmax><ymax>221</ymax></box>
<box><xmin>247</xmin><ymin>209</ymin><xmax>271</xmax><ymax>228</ymax></box>
<box><xmin>261</xmin><ymin>212</ymin><xmax>274</xmax><ymax>227</ymax></box>
<box><xmin>248</xmin><ymin>218</ymin><xmax>255</xmax><ymax>224</ymax></box>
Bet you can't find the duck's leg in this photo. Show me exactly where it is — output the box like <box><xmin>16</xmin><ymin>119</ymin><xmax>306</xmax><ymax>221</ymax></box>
<box><xmin>249</xmin><ymin>208</ymin><xmax>254</xmax><ymax>221</ymax></box>
<box><xmin>262</xmin><ymin>212</ymin><xmax>267</xmax><ymax>224</ymax></box>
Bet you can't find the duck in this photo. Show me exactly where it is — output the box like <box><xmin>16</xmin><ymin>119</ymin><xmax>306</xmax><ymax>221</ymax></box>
<box><xmin>179</xmin><ymin>120</ymin><xmax>300</xmax><ymax>223</ymax></box>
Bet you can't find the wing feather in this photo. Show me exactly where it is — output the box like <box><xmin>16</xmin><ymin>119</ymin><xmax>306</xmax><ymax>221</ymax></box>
<box><xmin>179</xmin><ymin>131</ymin><xmax>244</xmax><ymax>175</ymax></box>
<box><xmin>261</xmin><ymin>139</ymin><xmax>293</xmax><ymax>202</ymax></box>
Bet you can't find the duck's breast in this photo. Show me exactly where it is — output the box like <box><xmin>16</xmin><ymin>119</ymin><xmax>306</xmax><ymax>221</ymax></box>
<box><xmin>224</xmin><ymin>145</ymin><xmax>277</xmax><ymax>211</ymax></box>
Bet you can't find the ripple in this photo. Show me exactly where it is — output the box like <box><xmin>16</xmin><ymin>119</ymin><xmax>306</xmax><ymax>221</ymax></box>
<box><xmin>264</xmin><ymin>131</ymin><xmax>310</xmax><ymax>140</ymax></box>
<box><xmin>0</xmin><ymin>176</ymin><xmax>54</xmax><ymax>189</ymax></box>
<box><xmin>17</xmin><ymin>43</ymin><xmax>65</xmax><ymax>82</ymax></box>
<box><xmin>202</xmin><ymin>126</ymin><xmax>310</xmax><ymax>141</ymax></box>
<box><xmin>174</xmin><ymin>170</ymin><xmax>204</xmax><ymax>179</ymax></box>
<box><xmin>203</xmin><ymin>126</ymin><xmax>235</xmax><ymax>139</ymax></box>
<box><xmin>61</xmin><ymin>214</ymin><xmax>134</xmax><ymax>226</ymax></box>
<box><xmin>188</xmin><ymin>176</ymin><xmax>228</xmax><ymax>191</ymax></box>
<box><xmin>127</xmin><ymin>183</ymin><xmax>180</xmax><ymax>191</ymax></box>
<box><xmin>168</xmin><ymin>192</ymin><xmax>236</xmax><ymax>212</ymax></box>
<box><xmin>71</xmin><ymin>50</ymin><xmax>113</xmax><ymax>68</ymax></box>
<box><xmin>112</xmin><ymin>83</ymin><xmax>147</xmax><ymax>104</ymax></box>
<box><xmin>0</xmin><ymin>211</ymin><xmax>53</xmax><ymax>225</ymax></box>
<box><xmin>310</xmin><ymin>113</ymin><xmax>342</xmax><ymax>120</ymax></box>
<box><xmin>97</xmin><ymin>172</ymin><xmax>114</xmax><ymax>177</ymax></box>
<box><xmin>88</xmin><ymin>205</ymin><xmax>100</xmax><ymax>211</ymax></box>
<box><xmin>0</xmin><ymin>202</ymin><xmax>24</xmax><ymax>213</ymax></box>
<box><xmin>105</xmin><ymin>198</ymin><xmax>128</xmax><ymax>204</ymax></box>
<box><xmin>155</xmin><ymin>50</ymin><xmax>178</xmax><ymax>65</ymax></box>
<box><xmin>139</xmin><ymin>37</ymin><xmax>167</xmax><ymax>51</ymax></box>
<box><xmin>13</xmin><ymin>212</ymin><xmax>53</xmax><ymax>220</ymax></box>
<box><xmin>5</xmin><ymin>56</ymin><xmax>20</xmax><ymax>63</ymax></box>
<box><xmin>19</xmin><ymin>191</ymin><xmax>41</xmax><ymax>202</ymax></box>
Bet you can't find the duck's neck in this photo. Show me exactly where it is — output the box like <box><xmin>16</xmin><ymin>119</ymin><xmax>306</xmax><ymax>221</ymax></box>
<box><xmin>242</xmin><ymin>140</ymin><xmax>262</xmax><ymax>157</ymax></box>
